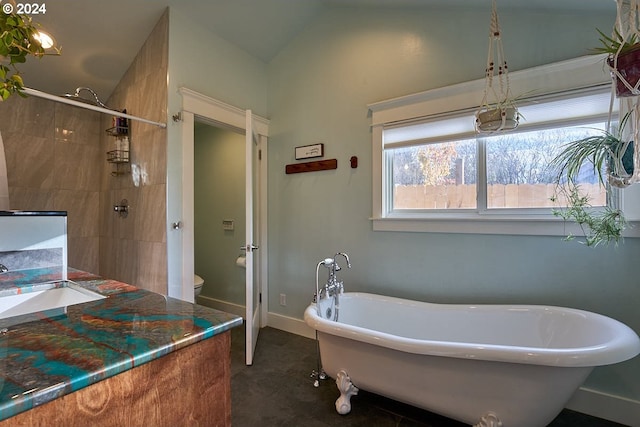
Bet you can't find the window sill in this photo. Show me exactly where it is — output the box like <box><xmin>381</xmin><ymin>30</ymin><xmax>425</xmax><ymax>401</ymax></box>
<box><xmin>371</xmin><ymin>215</ymin><xmax>640</xmax><ymax>238</ymax></box>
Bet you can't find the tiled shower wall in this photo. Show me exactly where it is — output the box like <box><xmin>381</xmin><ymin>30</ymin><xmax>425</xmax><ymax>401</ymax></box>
<box><xmin>0</xmin><ymin>97</ymin><xmax>101</xmax><ymax>273</ymax></box>
<box><xmin>0</xmin><ymin>10</ymin><xmax>168</xmax><ymax>294</ymax></box>
<box><xmin>99</xmin><ymin>10</ymin><xmax>168</xmax><ymax>294</ymax></box>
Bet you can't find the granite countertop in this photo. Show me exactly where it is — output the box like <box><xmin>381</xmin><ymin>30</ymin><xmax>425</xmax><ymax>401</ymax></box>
<box><xmin>0</xmin><ymin>269</ymin><xmax>242</xmax><ymax>422</ymax></box>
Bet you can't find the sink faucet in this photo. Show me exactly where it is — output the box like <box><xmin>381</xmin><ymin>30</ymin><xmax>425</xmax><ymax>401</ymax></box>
<box><xmin>0</xmin><ymin>264</ymin><xmax>7</xmax><ymax>273</ymax></box>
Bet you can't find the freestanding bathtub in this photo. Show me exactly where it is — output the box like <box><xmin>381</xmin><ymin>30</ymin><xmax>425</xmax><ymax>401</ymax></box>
<box><xmin>304</xmin><ymin>292</ymin><xmax>640</xmax><ymax>427</ymax></box>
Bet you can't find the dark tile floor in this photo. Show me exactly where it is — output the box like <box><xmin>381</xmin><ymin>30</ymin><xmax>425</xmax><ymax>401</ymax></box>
<box><xmin>230</xmin><ymin>326</ymin><xmax>627</xmax><ymax>427</ymax></box>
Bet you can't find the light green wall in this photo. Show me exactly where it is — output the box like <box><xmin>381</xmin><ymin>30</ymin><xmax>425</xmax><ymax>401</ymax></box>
<box><xmin>266</xmin><ymin>5</ymin><xmax>639</xmax><ymax>400</ymax></box>
<box><xmin>194</xmin><ymin>124</ymin><xmax>246</xmax><ymax>305</ymax></box>
<box><xmin>167</xmin><ymin>8</ymin><xmax>268</xmax><ymax>117</ymax></box>
<box><xmin>167</xmin><ymin>3</ymin><xmax>639</xmax><ymax>403</ymax></box>
<box><xmin>166</xmin><ymin>7</ymin><xmax>267</xmax><ymax>297</ymax></box>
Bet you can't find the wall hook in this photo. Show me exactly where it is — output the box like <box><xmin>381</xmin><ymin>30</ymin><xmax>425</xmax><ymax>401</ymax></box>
<box><xmin>172</xmin><ymin>112</ymin><xmax>183</xmax><ymax>122</ymax></box>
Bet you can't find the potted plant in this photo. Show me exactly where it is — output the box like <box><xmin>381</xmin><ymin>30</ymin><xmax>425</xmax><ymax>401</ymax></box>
<box><xmin>475</xmin><ymin>0</ymin><xmax>522</xmax><ymax>134</ymax></box>
<box><xmin>550</xmin><ymin>114</ymin><xmax>634</xmax><ymax>246</ymax></box>
<box><xmin>475</xmin><ymin>97</ymin><xmax>522</xmax><ymax>133</ymax></box>
<box><xmin>593</xmin><ymin>28</ymin><xmax>640</xmax><ymax>97</ymax></box>
<box><xmin>0</xmin><ymin>2</ymin><xmax>59</xmax><ymax>100</ymax></box>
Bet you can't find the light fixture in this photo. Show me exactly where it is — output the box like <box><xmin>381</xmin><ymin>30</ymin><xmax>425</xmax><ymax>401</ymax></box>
<box><xmin>33</xmin><ymin>30</ymin><xmax>55</xmax><ymax>50</ymax></box>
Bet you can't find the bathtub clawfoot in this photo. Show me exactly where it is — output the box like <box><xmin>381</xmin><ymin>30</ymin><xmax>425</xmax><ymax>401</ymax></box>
<box><xmin>473</xmin><ymin>412</ymin><xmax>503</xmax><ymax>427</ymax></box>
<box><xmin>335</xmin><ymin>370</ymin><xmax>359</xmax><ymax>415</ymax></box>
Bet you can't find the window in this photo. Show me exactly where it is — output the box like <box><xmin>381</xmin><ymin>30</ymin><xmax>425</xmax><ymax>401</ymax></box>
<box><xmin>387</xmin><ymin>119</ymin><xmax>610</xmax><ymax>212</ymax></box>
<box><xmin>369</xmin><ymin>56</ymin><xmax>638</xmax><ymax>235</ymax></box>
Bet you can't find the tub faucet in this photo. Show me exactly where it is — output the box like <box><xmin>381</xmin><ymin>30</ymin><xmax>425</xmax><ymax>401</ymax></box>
<box><xmin>333</xmin><ymin>252</ymin><xmax>351</xmax><ymax>276</ymax></box>
<box><xmin>314</xmin><ymin>252</ymin><xmax>351</xmax><ymax>309</ymax></box>
<box><xmin>0</xmin><ymin>264</ymin><xmax>7</xmax><ymax>273</ymax></box>
<box><xmin>326</xmin><ymin>252</ymin><xmax>351</xmax><ymax>297</ymax></box>
<box><xmin>314</xmin><ymin>253</ymin><xmax>352</xmax><ymax>305</ymax></box>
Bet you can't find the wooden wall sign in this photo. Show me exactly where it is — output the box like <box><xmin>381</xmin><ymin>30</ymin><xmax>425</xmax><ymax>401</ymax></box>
<box><xmin>285</xmin><ymin>159</ymin><xmax>337</xmax><ymax>174</ymax></box>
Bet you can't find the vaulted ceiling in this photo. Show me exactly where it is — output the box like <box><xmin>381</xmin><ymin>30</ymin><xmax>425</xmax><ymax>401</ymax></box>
<box><xmin>16</xmin><ymin>0</ymin><xmax>615</xmax><ymax>101</ymax></box>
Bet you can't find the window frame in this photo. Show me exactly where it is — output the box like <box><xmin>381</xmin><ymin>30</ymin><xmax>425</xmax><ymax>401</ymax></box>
<box><xmin>369</xmin><ymin>56</ymin><xmax>640</xmax><ymax>236</ymax></box>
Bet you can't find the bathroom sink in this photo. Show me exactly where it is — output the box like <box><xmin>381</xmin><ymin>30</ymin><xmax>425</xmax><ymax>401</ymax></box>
<box><xmin>0</xmin><ymin>282</ymin><xmax>105</xmax><ymax>320</ymax></box>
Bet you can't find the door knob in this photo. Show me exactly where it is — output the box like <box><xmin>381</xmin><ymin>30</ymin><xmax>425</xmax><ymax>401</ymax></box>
<box><xmin>240</xmin><ymin>244</ymin><xmax>259</xmax><ymax>252</ymax></box>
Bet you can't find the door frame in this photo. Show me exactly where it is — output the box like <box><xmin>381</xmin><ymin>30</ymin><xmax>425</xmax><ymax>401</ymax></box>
<box><xmin>178</xmin><ymin>87</ymin><xmax>269</xmax><ymax>330</ymax></box>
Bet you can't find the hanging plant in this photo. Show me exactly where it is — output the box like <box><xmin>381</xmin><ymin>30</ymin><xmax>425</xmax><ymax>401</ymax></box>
<box><xmin>549</xmin><ymin>0</ymin><xmax>640</xmax><ymax>246</ymax></box>
<box><xmin>594</xmin><ymin>0</ymin><xmax>640</xmax><ymax>98</ymax></box>
<box><xmin>0</xmin><ymin>2</ymin><xmax>60</xmax><ymax>100</ymax></box>
<box><xmin>550</xmin><ymin>113</ymin><xmax>634</xmax><ymax>246</ymax></box>
<box><xmin>475</xmin><ymin>0</ymin><xmax>520</xmax><ymax>133</ymax></box>
<box><xmin>593</xmin><ymin>0</ymin><xmax>640</xmax><ymax>186</ymax></box>
<box><xmin>594</xmin><ymin>28</ymin><xmax>640</xmax><ymax>97</ymax></box>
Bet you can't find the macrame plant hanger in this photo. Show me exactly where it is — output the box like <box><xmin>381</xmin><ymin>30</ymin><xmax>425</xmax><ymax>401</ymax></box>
<box><xmin>608</xmin><ymin>0</ymin><xmax>640</xmax><ymax>186</ymax></box>
<box><xmin>475</xmin><ymin>0</ymin><xmax>519</xmax><ymax>134</ymax></box>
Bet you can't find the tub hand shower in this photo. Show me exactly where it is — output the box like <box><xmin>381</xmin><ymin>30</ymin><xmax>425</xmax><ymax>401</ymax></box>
<box><xmin>311</xmin><ymin>252</ymin><xmax>351</xmax><ymax>387</ymax></box>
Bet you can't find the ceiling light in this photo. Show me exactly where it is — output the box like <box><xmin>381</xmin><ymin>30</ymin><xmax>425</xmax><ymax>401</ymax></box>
<box><xmin>34</xmin><ymin>31</ymin><xmax>55</xmax><ymax>49</ymax></box>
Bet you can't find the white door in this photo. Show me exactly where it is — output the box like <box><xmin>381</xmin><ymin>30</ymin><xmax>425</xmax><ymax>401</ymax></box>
<box><xmin>245</xmin><ymin>110</ymin><xmax>261</xmax><ymax>365</ymax></box>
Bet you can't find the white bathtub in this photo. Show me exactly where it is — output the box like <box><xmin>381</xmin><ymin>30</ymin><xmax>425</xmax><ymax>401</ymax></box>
<box><xmin>303</xmin><ymin>292</ymin><xmax>640</xmax><ymax>427</ymax></box>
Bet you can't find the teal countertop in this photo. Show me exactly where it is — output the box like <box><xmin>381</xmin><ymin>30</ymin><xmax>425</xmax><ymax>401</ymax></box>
<box><xmin>0</xmin><ymin>269</ymin><xmax>242</xmax><ymax>422</ymax></box>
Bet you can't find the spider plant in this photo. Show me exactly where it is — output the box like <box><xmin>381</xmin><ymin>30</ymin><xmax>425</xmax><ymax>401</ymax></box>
<box><xmin>591</xmin><ymin>28</ymin><xmax>640</xmax><ymax>57</ymax></box>
<box><xmin>551</xmin><ymin>185</ymin><xmax>627</xmax><ymax>247</ymax></box>
<box><xmin>550</xmin><ymin>114</ymin><xmax>633</xmax><ymax>246</ymax></box>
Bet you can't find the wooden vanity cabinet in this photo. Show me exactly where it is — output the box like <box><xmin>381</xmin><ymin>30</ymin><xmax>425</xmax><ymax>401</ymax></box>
<box><xmin>0</xmin><ymin>331</ymin><xmax>232</xmax><ymax>427</ymax></box>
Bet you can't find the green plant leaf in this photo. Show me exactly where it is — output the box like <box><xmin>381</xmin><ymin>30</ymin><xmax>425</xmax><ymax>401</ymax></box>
<box><xmin>551</xmin><ymin>182</ymin><xmax>627</xmax><ymax>247</ymax></box>
<box><xmin>550</xmin><ymin>111</ymin><xmax>632</xmax><ymax>248</ymax></box>
<box><xmin>0</xmin><ymin>10</ymin><xmax>60</xmax><ymax>100</ymax></box>
<box><xmin>10</xmin><ymin>73</ymin><xmax>23</xmax><ymax>86</ymax></box>
<box><xmin>591</xmin><ymin>27</ymin><xmax>640</xmax><ymax>56</ymax></box>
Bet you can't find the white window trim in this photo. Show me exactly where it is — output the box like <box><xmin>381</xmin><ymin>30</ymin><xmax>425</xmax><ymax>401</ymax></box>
<box><xmin>369</xmin><ymin>55</ymin><xmax>640</xmax><ymax>237</ymax></box>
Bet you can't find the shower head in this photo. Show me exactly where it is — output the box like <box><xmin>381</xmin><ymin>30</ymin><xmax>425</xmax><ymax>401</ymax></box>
<box><xmin>62</xmin><ymin>93</ymin><xmax>94</xmax><ymax>105</ymax></box>
<box><xmin>62</xmin><ymin>87</ymin><xmax>112</xmax><ymax>110</ymax></box>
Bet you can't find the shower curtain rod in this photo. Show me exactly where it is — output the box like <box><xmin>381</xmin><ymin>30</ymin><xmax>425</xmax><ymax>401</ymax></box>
<box><xmin>23</xmin><ymin>87</ymin><xmax>167</xmax><ymax>129</ymax></box>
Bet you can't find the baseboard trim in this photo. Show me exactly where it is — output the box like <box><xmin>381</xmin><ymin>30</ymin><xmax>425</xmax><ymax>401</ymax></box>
<box><xmin>266</xmin><ymin>312</ymin><xmax>316</xmax><ymax>339</ymax></box>
<box><xmin>566</xmin><ymin>386</ymin><xmax>640</xmax><ymax>427</ymax></box>
<box><xmin>195</xmin><ymin>295</ymin><xmax>246</xmax><ymax>319</ymax></box>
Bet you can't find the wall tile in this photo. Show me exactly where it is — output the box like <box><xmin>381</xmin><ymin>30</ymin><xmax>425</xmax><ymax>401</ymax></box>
<box><xmin>53</xmin><ymin>189</ymin><xmax>99</xmax><ymax>238</ymax></box>
<box><xmin>115</xmin><ymin>238</ymin><xmax>138</xmax><ymax>286</ymax></box>
<box><xmin>53</xmin><ymin>141</ymin><xmax>101</xmax><ymax>191</ymax></box>
<box><xmin>132</xmin><ymin>127</ymin><xmax>166</xmax><ymax>186</ymax></box>
<box><xmin>3</xmin><ymin>131</ymin><xmax>54</xmax><ymax>189</ymax></box>
<box><xmin>137</xmin><ymin>241</ymin><xmax>167</xmax><ymax>294</ymax></box>
<box><xmin>54</xmin><ymin>104</ymin><xmax>101</xmax><ymax>145</ymax></box>
<box><xmin>136</xmin><ymin>69</ymin><xmax>167</xmax><ymax>123</ymax></box>
<box><xmin>134</xmin><ymin>184</ymin><xmax>166</xmax><ymax>243</ymax></box>
<box><xmin>8</xmin><ymin>187</ymin><xmax>55</xmax><ymax>211</ymax></box>
<box><xmin>0</xmin><ymin>96</ymin><xmax>54</xmax><ymax>139</ymax></box>
<box><xmin>98</xmin><ymin>236</ymin><xmax>116</xmax><ymax>280</ymax></box>
<box><xmin>69</xmin><ymin>236</ymin><xmax>99</xmax><ymax>273</ymax></box>
<box><xmin>102</xmin><ymin>10</ymin><xmax>168</xmax><ymax>292</ymax></box>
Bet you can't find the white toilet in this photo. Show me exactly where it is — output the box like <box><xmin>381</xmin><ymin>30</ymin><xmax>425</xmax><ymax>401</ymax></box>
<box><xmin>194</xmin><ymin>274</ymin><xmax>204</xmax><ymax>299</ymax></box>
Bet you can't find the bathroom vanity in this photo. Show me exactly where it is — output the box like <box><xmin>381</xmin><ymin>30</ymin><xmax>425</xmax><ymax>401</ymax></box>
<box><xmin>0</xmin><ymin>271</ymin><xmax>241</xmax><ymax>426</ymax></box>
<box><xmin>0</xmin><ymin>211</ymin><xmax>242</xmax><ymax>426</ymax></box>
